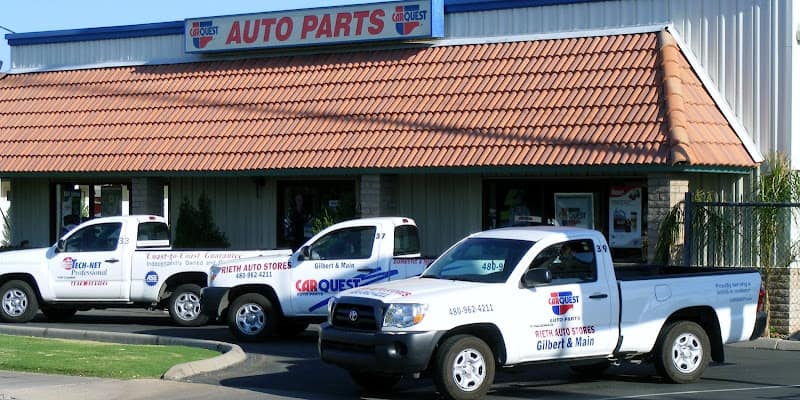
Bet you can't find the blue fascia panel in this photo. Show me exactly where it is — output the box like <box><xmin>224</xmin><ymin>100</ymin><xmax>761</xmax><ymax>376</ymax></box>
<box><xmin>6</xmin><ymin>21</ymin><xmax>184</xmax><ymax>46</ymax></box>
<box><xmin>6</xmin><ymin>0</ymin><xmax>606</xmax><ymax>46</ymax></box>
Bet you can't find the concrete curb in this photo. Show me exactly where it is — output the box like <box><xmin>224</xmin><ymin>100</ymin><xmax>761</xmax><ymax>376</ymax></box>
<box><xmin>0</xmin><ymin>325</ymin><xmax>246</xmax><ymax>380</ymax></box>
<box><xmin>727</xmin><ymin>337</ymin><xmax>800</xmax><ymax>351</ymax></box>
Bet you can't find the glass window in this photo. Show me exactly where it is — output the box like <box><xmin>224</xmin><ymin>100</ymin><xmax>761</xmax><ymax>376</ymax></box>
<box><xmin>137</xmin><ymin>222</ymin><xmax>170</xmax><ymax>241</ymax></box>
<box><xmin>64</xmin><ymin>223</ymin><xmax>122</xmax><ymax>252</ymax></box>
<box><xmin>529</xmin><ymin>239</ymin><xmax>597</xmax><ymax>284</ymax></box>
<box><xmin>422</xmin><ymin>238</ymin><xmax>533</xmax><ymax>283</ymax></box>
<box><xmin>393</xmin><ymin>225</ymin><xmax>420</xmax><ymax>256</ymax></box>
<box><xmin>308</xmin><ymin>226</ymin><xmax>376</xmax><ymax>260</ymax></box>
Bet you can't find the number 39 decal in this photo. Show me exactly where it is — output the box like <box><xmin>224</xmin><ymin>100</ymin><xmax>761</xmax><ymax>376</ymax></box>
<box><xmin>596</xmin><ymin>244</ymin><xmax>608</xmax><ymax>253</ymax></box>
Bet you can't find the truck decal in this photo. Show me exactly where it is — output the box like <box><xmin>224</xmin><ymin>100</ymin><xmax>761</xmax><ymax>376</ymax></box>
<box><xmin>448</xmin><ymin>303</ymin><xmax>495</xmax><ymax>316</ymax></box>
<box><xmin>145</xmin><ymin>271</ymin><xmax>159</xmax><ymax>286</ymax></box>
<box><xmin>70</xmin><ymin>280</ymin><xmax>108</xmax><ymax>287</ymax></box>
<box><xmin>306</xmin><ymin>267</ymin><xmax>400</xmax><ymax>312</ymax></box>
<box><xmin>549</xmin><ymin>291</ymin><xmax>579</xmax><ymax>316</ymax></box>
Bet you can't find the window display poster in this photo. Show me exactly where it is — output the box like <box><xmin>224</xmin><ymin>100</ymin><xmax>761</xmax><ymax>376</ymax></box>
<box><xmin>101</xmin><ymin>185</ymin><xmax>122</xmax><ymax>216</ymax></box>
<box><xmin>554</xmin><ymin>193</ymin><xmax>594</xmax><ymax>229</ymax></box>
<box><xmin>609</xmin><ymin>186</ymin><xmax>642</xmax><ymax>248</ymax></box>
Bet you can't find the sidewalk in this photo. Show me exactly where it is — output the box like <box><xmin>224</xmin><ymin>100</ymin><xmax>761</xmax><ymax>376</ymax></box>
<box><xmin>0</xmin><ymin>330</ymin><xmax>795</xmax><ymax>400</ymax></box>
<box><xmin>0</xmin><ymin>370</ymin><xmax>282</xmax><ymax>400</ymax></box>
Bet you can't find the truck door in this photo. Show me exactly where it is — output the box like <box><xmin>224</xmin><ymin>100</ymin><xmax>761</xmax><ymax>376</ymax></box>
<box><xmin>291</xmin><ymin>224</ymin><xmax>388</xmax><ymax>315</ymax></box>
<box><xmin>389</xmin><ymin>223</ymin><xmax>428</xmax><ymax>279</ymax></box>
<box><xmin>516</xmin><ymin>239</ymin><xmax>617</xmax><ymax>361</ymax></box>
<box><xmin>47</xmin><ymin>221</ymin><xmax>127</xmax><ymax>300</ymax></box>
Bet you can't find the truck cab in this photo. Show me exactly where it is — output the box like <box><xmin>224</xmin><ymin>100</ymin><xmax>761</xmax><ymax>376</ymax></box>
<box><xmin>319</xmin><ymin>226</ymin><xmax>765</xmax><ymax>400</ymax></box>
<box><xmin>202</xmin><ymin>217</ymin><xmax>433</xmax><ymax>341</ymax></box>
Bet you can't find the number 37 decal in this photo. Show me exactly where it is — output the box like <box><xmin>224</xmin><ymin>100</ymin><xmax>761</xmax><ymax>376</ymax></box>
<box><xmin>375</xmin><ymin>233</ymin><xmax>386</xmax><ymax>239</ymax></box>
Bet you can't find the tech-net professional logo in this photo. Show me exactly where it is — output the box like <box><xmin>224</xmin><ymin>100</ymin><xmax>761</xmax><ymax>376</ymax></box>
<box><xmin>189</xmin><ymin>20</ymin><xmax>219</xmax><ymax>49</ymax></box>
<box><xmin>549</xmin><ymin>291</ymin><xmax>580</xmax><ymax>316</ymax></box>
<box><xmin>392</xmin><ymin>4</ymin><xmax>427</xmax><ymax>35</ymax></box>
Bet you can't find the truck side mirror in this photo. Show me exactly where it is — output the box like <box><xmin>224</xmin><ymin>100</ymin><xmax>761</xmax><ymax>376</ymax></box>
<box><xmin>522</xmin><ymin>268</ymin><xmax>552</xmax><ymax>287</ymax></box>
<box><xmin>299</xmin><ymin>245</ymin><xmax>311</xmax><ymax>260</ymax></box>
<box><xmin>56</xmin><ymin>239</ymin><xmax>66</xmax><ymax>253</ymax></box>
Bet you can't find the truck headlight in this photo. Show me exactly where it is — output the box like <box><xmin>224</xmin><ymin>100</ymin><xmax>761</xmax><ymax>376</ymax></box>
<box><xmin>383</xmin><ymin>303</ymin><xmax>428</xmax><ymax>328</ymax></box>
<box><xmin>327</xmin><ymin>297</ymin><xmax>337</xmax><ymax>324</ymax></box>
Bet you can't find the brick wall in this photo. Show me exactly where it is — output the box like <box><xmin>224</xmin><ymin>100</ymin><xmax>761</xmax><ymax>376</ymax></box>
<box><xmin>646</xmin><ymin>175</ymin><xmax>688</xmax><ymax>263</ymax></box>
<box><xmin>768</xmin><ymin>267</ymin><xmax>800</xmax><ymax>336</ymax></box>
<box><xmin>360</xmin><ymin>174</ymin><xmax>396</xmax><ymax>217</ymax></box>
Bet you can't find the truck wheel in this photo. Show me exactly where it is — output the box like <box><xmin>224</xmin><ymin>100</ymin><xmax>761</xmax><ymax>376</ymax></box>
<box><xmin>348</xmin><ymin>370</ymin><xmax>401</xmax><ymax>393</ymax></box>
<box><xmin>433</xmin><ymin>335</ymin><xmax>495</xmax><ymax>400</ymax></box>
<box><xmin>42</xmin><ymin>307</ymin><xmax>78</xmax><ymax>322</ymax></box>
<box><xmin>654</xmin><ymin>321</ymin><xmax>710</xmax><ymax>383</ymax></box>
<box><xmin>228</xmin><ymin>293</ymin><xmax>277</xmax><ymax>342</ymax></box>
<box><xmin>0</xmin><ymin>280</ymin><xmax>39</xmax><ymax>323</ymax></box>
<box><xmin>169</xmin><ymin>284</ymin><xmax>209</xmax><ymax>327</ymax></box>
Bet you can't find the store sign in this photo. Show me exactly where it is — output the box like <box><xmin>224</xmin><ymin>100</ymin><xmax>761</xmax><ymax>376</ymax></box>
<box><xmin>184</xmin><ymin>0</ymin><xmax>444</xmax><ymax>53</ymax></box>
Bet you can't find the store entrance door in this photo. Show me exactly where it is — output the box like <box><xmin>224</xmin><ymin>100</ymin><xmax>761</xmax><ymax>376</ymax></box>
<box><xmin>55</xmin><ymin>183</ymin><xmax>130</xmax><ymax>241</ymax></box>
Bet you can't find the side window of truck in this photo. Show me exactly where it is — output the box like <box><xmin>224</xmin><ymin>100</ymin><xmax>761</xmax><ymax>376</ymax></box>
<box><xmin>137</xmin><ymin>222</ymin><xmax>170</xmax><ymax>241</ymax></box>
<box><xmin>529</xmin><ymin>239</ymin><xmax>597</xmax><ymax>284</ymax></box>
<box><xmin>310</xmin><ymin>226</ymin><xmax>376</xmax><ymax>260</ymax></box>
<box><xmin>394</xmin><ymin>225</ymin><xmax>421</xmax><ymax>256</ymax></box>
<box><xmin>64</xmin><ymin>222</ymin><xmax>122</xmax><ymax>252</ymax></box>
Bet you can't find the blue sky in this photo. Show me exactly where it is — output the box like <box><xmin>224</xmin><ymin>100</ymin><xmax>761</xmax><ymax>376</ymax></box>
<box><xmin>0</xmin><ymin>0</ymin><xmax>372</xmax><ymax>72</ymax></box>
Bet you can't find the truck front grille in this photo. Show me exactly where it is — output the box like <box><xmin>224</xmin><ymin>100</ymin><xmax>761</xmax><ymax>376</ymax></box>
<box><xmin>332</xmin><ymin>302</ymin><xmax>379</xmax><ymax>331</ymax></box>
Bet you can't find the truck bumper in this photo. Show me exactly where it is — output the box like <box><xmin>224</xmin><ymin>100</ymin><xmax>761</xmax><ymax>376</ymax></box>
<box><xmin>318</xmin><ymin>322</ymin><xmax>443</xmax><ymax>374</ymax></box>
<box><xmin>750</xmin><ymin>311</ymin><xmax>768</xmax><ymax>340</ymax></box>
<box><xmin>200</xmin><ymin>286</ymin><xmax>229</xmax><ymax>319</ymax></box>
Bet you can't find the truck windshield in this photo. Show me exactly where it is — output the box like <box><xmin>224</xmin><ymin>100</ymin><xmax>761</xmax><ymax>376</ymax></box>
<box><xmin>422</xmin><ymin>238</ymin><xmax>533</xmax><ymax>283</ymax></box>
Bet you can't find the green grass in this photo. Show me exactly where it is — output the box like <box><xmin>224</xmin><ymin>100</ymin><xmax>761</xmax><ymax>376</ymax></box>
<box><xmin>0</xmin><ymin>334</ymin><xmax>219</xmax><ymax>379</ymax></box>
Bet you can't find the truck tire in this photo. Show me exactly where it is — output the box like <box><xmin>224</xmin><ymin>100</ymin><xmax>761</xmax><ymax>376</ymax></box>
<box><xmin>348</xmin><ymin>370</ymin><xmax>401</xmax><ymax>393</ymax></box>
<box><xmin>0</xmin><ymin>280</ymin><xmax>39</xmax><ymax>323</ymax></box>
<box><xmin>433</xmin><ymin>335</ymin><xmax>495</xmax><ymax>400</ymax></box>
<box><xmin>41</xmin><ymin>307</ymin><xmax>78</xmax><ymax>322</ymax></box>
<box><xmin>654</xmin><ymin>321</ymin><xmax>710</xmax><ymax>383</ymax></box>
<box><xmin>168</xmin><ymin>284</ymin><xmax>209</xmax><ymax>327</ymax></box>
<box><xmin>228</xmin><ymin>293</ymin><xmax>277</xmax><ymax>342</ymax></box>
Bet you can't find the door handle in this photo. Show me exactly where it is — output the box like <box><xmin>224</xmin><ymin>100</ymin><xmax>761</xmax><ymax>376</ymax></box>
<box><xmin>589</xmin><ymin>293</ymin><xmax>608</xmax><ymax>299</ymax></box>
<box><xmin>357</xmin><ymin>268</ymin><xmax>376</xmax><ymax>273</ymax></box>
<box><xmin>105</xmin><ymin>258</ymin><xmax>119</xmax><ymax>263</ymax></box>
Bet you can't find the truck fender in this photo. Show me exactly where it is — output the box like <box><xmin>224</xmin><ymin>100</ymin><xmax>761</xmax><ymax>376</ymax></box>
<box><xmin>156</xmin><ymin>271</ymin><xmax>208</xmax><ymax>304</ymax></box>
<box><xmin>435</xmin><ymin>323</ymin><xmax>508</xmax><ymax>367</ymax></box>
<box><xmin>226</xmin><ymin>284</ymin><xmax>284</xmax><ymax>319</ymax></box>
<box><xmin>0</xmin><ymin>273</ymin><xmax>43</xmax><ymax>303</ymax></box>
<box><xmin>658</xmin><ymin>306</ymin><xmax>724</xmax><ymax>363</ymax></box>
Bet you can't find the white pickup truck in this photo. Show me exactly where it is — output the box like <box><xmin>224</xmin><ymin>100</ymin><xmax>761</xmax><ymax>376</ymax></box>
<box><xmin>202</xmin><ymin>217</ymin><xmax>433</xmax><ymax>341</ymax></box>
<box><xmin>0</xmin><ymin>215</ymin><xmax>280</xmax><ymax>326</ymax></box>
<box><xmin>319</xmin><ymin>226</ymin><xmax>767</xmax><ymax>400</ymax></box>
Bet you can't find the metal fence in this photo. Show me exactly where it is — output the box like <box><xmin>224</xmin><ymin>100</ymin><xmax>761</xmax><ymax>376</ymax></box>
<box><xmin>683</xmin><ymin>192</ymin><xmax>800</xmax><ymax>268</ymax></box>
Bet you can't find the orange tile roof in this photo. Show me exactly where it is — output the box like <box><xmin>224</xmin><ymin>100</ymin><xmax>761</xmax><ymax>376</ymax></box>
<box><xmin>0</xmin><ymin>30</ymin><xmax>756</xmax><ymax>174</ymax></box>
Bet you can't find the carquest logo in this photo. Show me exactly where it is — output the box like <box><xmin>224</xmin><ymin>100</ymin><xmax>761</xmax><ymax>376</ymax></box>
<box><xmin>62</xmin><ymin>257</ymin><xmax>74</xmax><ymax>271</ymax></box>
<box><xmin>392</xmin><ymin>5</ymin><xmax>427</xmax><ymax>35</ymax></box>
<box><xmin>189</xmin><ymin>20</ymin><xmax>218</xmax><ymax>49</ymax></box>
<box><xmin>549</xmin><ymin>291</ymin><xmax>579</xmax><ymax>316</ymax></box>
<box><xmin>145</xmin><ymin>271</ymin><xmax>159</xmax><ymax>287</ymax></box>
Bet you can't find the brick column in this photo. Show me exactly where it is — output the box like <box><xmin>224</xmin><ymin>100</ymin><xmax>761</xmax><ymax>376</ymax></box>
<box><xmin>359</xmin><ymin>175</ymin><xmax>396</xmax><ymax>218</ymax></box>
<box><xmin>646</xmin><ymin>175</ymin><xmax>689</xmax><ymax>264</ymax></box>
<box><xmin>131</xmin><ymin>178</ymin><xmax>164</xmax><ymax>216</ymax></box>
